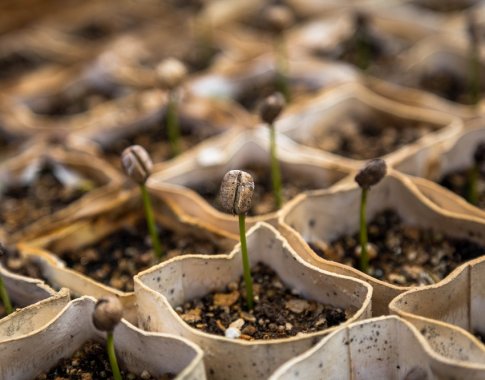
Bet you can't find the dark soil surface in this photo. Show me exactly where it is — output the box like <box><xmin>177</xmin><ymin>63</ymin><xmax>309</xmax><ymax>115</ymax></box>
<box><xmin>309</xmin><ymin>114</ymin><xmax>435</xmax><ymax>160</ymax></box>
<box><xmin>0</xmin><ymin>52</ymin><xmax>46</xmax><ymax>82</ymax></box>
<box><xmin>309</xmin><ymin>209</ymin><xmax>485</xmax><ymax>286</ymax></box>
<box><xmin>176</xmin><ymin>262</ymin><xmax>350</xmax><ymax>340</ymax></box>
<box><xmin>190</xmin><ymin>163</ymin><xmax>326</xmax><ymax>216</ymax></box>
<box><xmin>28</xmin><ymin>88</ymin><xmax>120</xmax><ymax>117</ymax></box>
<box><xmin>0</xmin><ymin>164</ymin><xmax>95</xmax><ymax>234</ymax></box>
<box><xmin>103</xmin><ymin>113</ymin><xmax>221</xmax><ymax>164</ymax></box>
<box><xmin>1</xmin><ymin>245</ymin><xmax>43</xmax><ymax>280</ymax></box>
<box><xmin>35</xmin><ymin>339</ymin><xmax>173</xmax><ymax>380</ymax></box>
<box><xmin>60</xmin><ymin>220</ymin><xmax>227</xmax><ymax>292</ymax></box>
<box><xmin>411</xmin><ymin>0</ymin><xmax>476</xmax><ymax>13</ymax></box>
<box><xmin>439</xmin><ymin>167</ymin><xmax>485</xmax><ymax>208</ymax></box>
<box><xmin>475</xmin><ymin>331</ymin><xmax>484</xmax><ymax>343</ymax></box>
<box><xmin>419</xmin><ymin>69</ymin><xmax>484</xmax><ymax>105</ymax></box>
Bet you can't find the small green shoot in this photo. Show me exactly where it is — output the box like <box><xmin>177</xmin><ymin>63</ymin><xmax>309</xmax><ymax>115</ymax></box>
<box><xmin>260</xmin><ymin>92</ymin><xmax>286</xmax><ymax>209</ymax></box>
<box><xmin>466</xmin><ymin>12</ymin><xmax>481</xmax><ymax>106</ymax></box>
<box><xmin>265</xmin><ymin>5</ymin><xmax>294</xmax><ymax>102</ymax></box>
<box><xmin>0</xmin><ymin>245</ymin><xmax>13</xmax><ymax>315</ymax></box>
<box><xmin>156</xmin><ymin>58</ymin><xmax>188</xmax><ymax>157</ymax></box>
<box><xmin>219</xmin><ymin>170</ymin><xmax>255</xmax><ymax>309</ymax></box>
<box><xmin>92</xmin><ymin>296</ymin><xmax>123</xmax><ymax>380</ymax></box>
<box><xmin>354</xmin><ymin>159</ymin><xmax>387</xmax><ymax>273</ymax></box>
<box><xmin>121</xmin><ymin>145</ymin><xmax>163</xmax><ymax>259</ymax></box>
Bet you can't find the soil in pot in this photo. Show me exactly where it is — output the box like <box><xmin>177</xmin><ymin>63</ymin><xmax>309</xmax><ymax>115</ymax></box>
<box><xmin>418</xmin><ymin>69</ymin><xmax>484</xmax><ymax>105</ymax></box>
<box><xmin>307</xmin><ymin>113</ymin><xmax>436</xmax><ymax>160</ymax></box>
<box><xmin>0</xmin><ymin>52</ymin><xmax>46</xmax><ymax>82</ymax></box>
<box><xmin>59</xmin><ymin>220</ymin><xmax>228</xmax><ymax>292</ymax></box>
<box><xmin>308</xmin><ymin>209</ymin><xmax>485</xmax><ymax>286</ymax></box>
<box><xmin>102</xmin><ymin>112</ymin><xmax>221</xmax><ymax>164</ymax></box>
<box><xmin>176</xmin><ymin>262</ymin><xmax>351</xmax><ymax>340</ymax></box>
<box><xmin>0</xmin><ymin>162</ymin><xmax>97</xmax><ymax>234</ymax></box>
<box><xmin>411</xmin><ymin>0</ymin><xmax>477</xmax><ymax>13</ymax></box>
<box><xmin>35</xmin><ymin>339</ymin><xmax>173</xmax><ymax>380</ymax></box>
<box><xmin>28</xmin><ymin>86</ymin><xmax>122</xmax><ymax>118</ymax></box>
<box><xmin>189</xmin><ymin>163</ymin><xmax>326</xmax><ymax>216</ymax></box>
<box><xmin>439</xmin><ymin>167</ymin><xmax>485</xmax><ymax>208</ymax></box>
<box><xmin>1</xmin><ymin>245</ymin><xmax>44</xmax><ymax>280</ymax></box>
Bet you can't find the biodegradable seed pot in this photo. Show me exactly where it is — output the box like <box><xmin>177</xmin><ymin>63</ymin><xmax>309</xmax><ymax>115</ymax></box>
<box><xmin>149</xmin><ymin>128</ymin><xmax>352</xmax><ymax>239</ymax></box>
<box><xmin>279</xmin><ymin>170</ymin><xmax>485</xmax><ymax>315</ymax></box>
<box><xmin>390</xmin><ymin>255</ymin><xmax>485</xmax><ymax>350</ymax></box>
<box><xmin>16</xmin><ymin>187</ymin><xmax>235</xmax><ymax>323</ymax></box>
<box><xmin>0</xmin><ymin>287</ymin><xmax>69</xmax><ymax>342</ymax></box>
<box><xmin>134</xmin><ymin>222</ymin><xmax>372</xmax><ymax>380</ymax></box>
<box><xmin>0</xmin><ymin>296</ymin><xmax>206</xmax><ymax>380</ymax></box>
<box><xmin>0</xmin><ymin>143</ymin><xmax>123</xmax><ymax>244</ymax></box>
<box><xmin>269</xmin><ymin>315</ymin><xmax>485</xmax><ymax>380</ymax></box>
<box><xmin>275</xmin><ymin>82</ymin><xmax>462</xmax><ymax>169</ymax></box>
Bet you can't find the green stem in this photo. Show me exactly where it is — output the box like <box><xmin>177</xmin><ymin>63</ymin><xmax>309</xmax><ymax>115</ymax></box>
<box><xmin>359</xmin><ymin>188</ymin><xmax>369</xmax><ymax>274</ymax></box>
<box><xmin>356</xmin><ymin>33</ymin><xmax>370</xmax><ymax>71</ymax></box>
<box><xmin>468</xmin><ymin>44</ymin><xmax>480</xmax><ymax>106</ymax></box>
<box><xmin>167</xmin><ymin>92</ymin><xmax>181</xmax><ymax>157</ymax></box>
<box><xmin>269</xmin><ymin>123</ymin><xmax>283</xmax><ymax>209</ymax></box>
<box><xmin>467</xmin><ymin>165</ymin><xmax>479</xmax><ymax>205</ymax></box>
<box><xmin>238</xmin><ymin>214</ymin><xmax>254</xmax><ymax>310</ymax></box>
<box><xmin>275</xmin><ymin>36</ymin><xmax>291</xmax><ymax>102</ymax></box>
<box><xmin>141</xmin><ymin>184</ymin><xmax>164</xmax><ymax>259</ymax></box>
<box><xmin>0</xmin><ymin>274</ymin><xmax>13</xmax><ymax>315</ymax></box>
<box><xmin>107</xmin><ymin>331</ymin><xmax>122</xmax><ymax>380</ymax></box>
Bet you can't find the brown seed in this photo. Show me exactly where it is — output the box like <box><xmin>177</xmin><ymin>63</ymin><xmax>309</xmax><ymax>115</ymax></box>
<box><xmin>92</xmin><ymin>295</ymin><xmax>123</xmax><ymax>332</ymax></box>
<box><xmin>260</xmin><ymin>93</ymin><xmax>285</xmax><ymax>125</ymax></box>
<box><xmin>265</xmin><ymin>5</ymin><xmax>294</xmax><ymax>34</ymax></box>
<box><xmin>156</xmin><ymin>58</ymin><xmax>187</xmax><ymax>90</ymax></box>
<box><xmin>121</xmin><ymin>145</ymin><xmax>153</xmax><ymax>185</ymax></box>
<box><xmin>219</xmin><ymin>170</ymin><xmax>254</xmax><ymax>215</ymax></box>
<box><xmin>354</xmin><ymin>158</ymin><xmax>387</xmax><ymax>190</ymax></box>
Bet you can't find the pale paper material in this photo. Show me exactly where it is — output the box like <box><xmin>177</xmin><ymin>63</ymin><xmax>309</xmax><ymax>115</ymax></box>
<box><xmin>135</xmin><ymin>222</ymin><xmax>372</xmax><ymax>380</ymax></box>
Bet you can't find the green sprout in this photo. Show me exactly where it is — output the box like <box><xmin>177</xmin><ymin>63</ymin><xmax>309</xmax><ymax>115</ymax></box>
<box><xmin>219</xmin><ymin>170</ymin><xmax>255</xmax><ymax>309</ymax></box>
<box><xmin>353</xmin><ymin>11</ymin><xmax>372</xmax><ymax>71</ymax></box>
<box><xmin>260</xmin><ymin>93</ymin><xmax>286</xmax><ymax>209</ymax></box>
<box><xmin>265</xmin><ymin>5</ymin><xmax>294</xmax><ymax>102</ymax></box>
<box><xmin>156</xmin><ymin>58</ymin><xmax>188</xmax><ymax>157</ymax></box>
<box><xmin>0</xmin><ymin>245</ymin><xmax>13</xmax><ymax>315</ymax></box>
<box><xmin>468</xmin><ymin>142</ymin><xmax>485</xmax><ymax>205</ymax></box>
<box><xmin>121</xmin><ymin>145</ymin><xmax>163</xmax><ymax>259</ymax></box>
<box><xmin>466</xmin><ymin>13</ymin><xmax>481</xmax><ymax>105</ymax></box>
<box><xmin>354</xmin><ymin>159</ymin><xmax>387</xmax><ymax>273</ymax></box>
<box><xmin>92</xmin><ymin>296</ymin><xmax>123</xmax><ymax>380</ymax></box>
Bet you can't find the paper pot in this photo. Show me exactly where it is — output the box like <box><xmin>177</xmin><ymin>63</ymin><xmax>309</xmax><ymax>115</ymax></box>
<box><xmin>275</xmin><ymin>82</ymin><xmax>462</xmax><ymax>169</ymax></box>
<box><xmin>390</xmin><ymin>255</ymin><xmax>485</xmax><ymax>352</ymax></box>
<box><xmin>279</xmin><ymin>170</ymin><xmax>485</xmax><ymax>315</ymax></box>
<box><xmin>76</xmin><ymin>90</ymin><xmax>251</xmax><ymax>165</ymax></box>
<box><xmin>0</xmin><ymin>287</ymin><xmax>70</xmax><ymax>342</ymax></box>
<box><xmin>0</xmin><ymin>296</ymin><xmax>206</xmax><ymax>380</ymax></box>
<box><xmin>269</xmin><ymin>315</ymin><xmax>485</xmax><ymax>380</ymax></box>
<box><xmin>149</xmin><ymin>127</ymin><xmax>352</xmax><ymax>239</ymax></box>
<box><xmin>396</xmin><ymin>123</ymin><xmax>485</xmax><ymax>217</ymax></box>
<box><xmin>0</xmin><ymin>143</ymin><xmax>122</xmax><ymax>244</ymax></box>
<box><xmin>134</xmin><ymin>222</ymin><xmax>372</xmax><ymax>380</ymax></box>
<box><xmin>393</xmin><ymin>34</ymin><xmax>485</xmax><ymax>115</ymax></box>
<box><xmin>16</xmin><ymin>187</ymin><xmax>236</xmax><ymax>323</ymax></box>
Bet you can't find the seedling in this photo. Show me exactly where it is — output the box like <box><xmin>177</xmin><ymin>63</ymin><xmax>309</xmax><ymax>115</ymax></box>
<box><xmin>0</xmin><ymin>245</ymin><xmax>13</xmax><ymax>315</ymax></box>
<box><xmin>260</xmin><ymin>92</ymin><xmax>285</xmax><ymax>209</ymax></box>
<box><xmin>121</xmin><ymin>145</ymin><xmax>163</xmax><ymax>259</ymax></box>
<box><xmin>468</xmin><ymin>142</ymin><xmax>485</xmax><ymax>205</ymax></box>
<box><xmin>466</xmin><ymin>13</ymin><xmax>481</xmax><ymax>105</ymax></box>
<box><xmin>92</xmin><ymin>295</ymin><xmax>123</xmax><ymax>380</ymax></box>
<box><xmin>354</xmin><ymin>159</ymin><xmax>387</xmax><ymax>273</ymax></box>
<box><xmin>219</xmin><ymin>170</ymin><xmax>255</xmax><ymax>309</ymax></box>
<box><xmin>265</xmin><ymin>5</ymin><xmax>294</xmax><ymax>102</ymax></box>
<box><xmin>353</xmin><ymin>11</ymin><xmax>372</xmax><ymax>71</ymax></box>
<box><xmin>156</xmin><ymin>58</ymin><xmax>188</xmax><ymax>157</ymax></box>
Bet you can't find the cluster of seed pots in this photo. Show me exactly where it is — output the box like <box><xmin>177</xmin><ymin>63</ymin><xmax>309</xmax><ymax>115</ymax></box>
<box><xmin>0</xmin><ymin>1</ymin><xmax>485</xmax><ymax>379</ymax></box>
